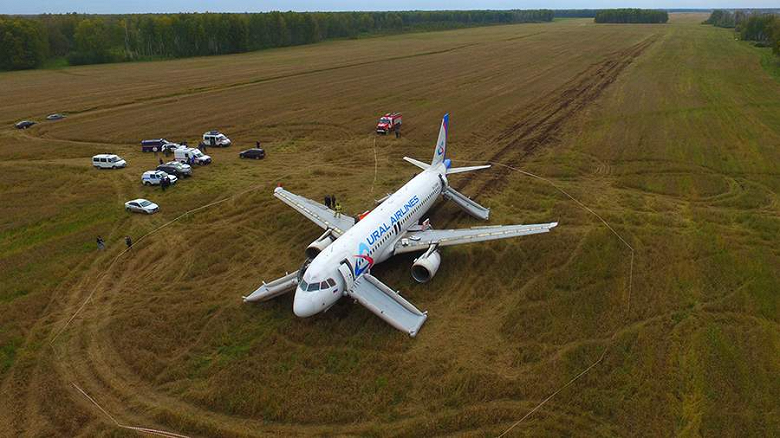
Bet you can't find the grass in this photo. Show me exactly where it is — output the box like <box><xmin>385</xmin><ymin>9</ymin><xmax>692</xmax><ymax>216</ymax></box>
<box><xmin>758</xmin><ymin>46</ymin><xmax>780</xmax><ymax>82</ymax></box>
<box><xmin>0</xmin><ymin>13</ymin><xmax>778</xmax><ymax>437</ymax></box>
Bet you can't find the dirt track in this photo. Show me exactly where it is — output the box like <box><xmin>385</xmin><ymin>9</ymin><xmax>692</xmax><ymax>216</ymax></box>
<box><xmin>456</xmin><ymin>36</ymin><xmax>658</xmax><ymax>197</ymax></box>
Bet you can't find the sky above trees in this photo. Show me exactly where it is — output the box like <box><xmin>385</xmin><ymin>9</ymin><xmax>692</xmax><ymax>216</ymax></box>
<box><xmin>1</xmin><ymin>1</ymin><xmax>776</xmax><ymax>15</ymax></box>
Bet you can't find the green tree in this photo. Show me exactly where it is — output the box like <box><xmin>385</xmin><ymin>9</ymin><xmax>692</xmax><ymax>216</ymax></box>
<box><xmin>0</xmin><ymin>17</ymin><xmax>48</xmax><ymax>70</ymax></box>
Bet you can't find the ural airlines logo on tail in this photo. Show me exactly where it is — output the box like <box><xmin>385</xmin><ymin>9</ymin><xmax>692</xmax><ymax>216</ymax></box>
<box><xmin>437</xmin><ymin>114</ymin><xmax>448</xmax><ymax>155</ymax></box>
<box><xmin>432</xmin><ymin>113</ymin><xmax>448</xmax><ymax>165</ymax></box>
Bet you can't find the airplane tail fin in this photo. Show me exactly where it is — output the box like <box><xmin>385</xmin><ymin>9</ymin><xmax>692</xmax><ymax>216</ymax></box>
<box><xmin>431</xmin><ymin>113</ymin><xmax>448</xmax><ymax>167</ymax></box>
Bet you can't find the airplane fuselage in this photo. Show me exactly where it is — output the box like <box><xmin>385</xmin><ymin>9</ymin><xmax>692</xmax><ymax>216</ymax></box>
<box><xmin>293</xmin><ymin>163</ymin><xmax>447</xmax><ymax>317</ymax></box>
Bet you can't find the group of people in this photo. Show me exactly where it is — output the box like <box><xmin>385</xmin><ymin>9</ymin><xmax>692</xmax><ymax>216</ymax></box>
<box><xmin>96</xmin><ymin>235</ymin><xmax>133</xmax><ymax>251</ymax></box>
<box><xmin>324</xmin><ymin>194</ymin><xmax>343</xmax><ymax>217</ymax></box>
<box><xmin>160</xmin><ymin>174</ymin><xmax>172</xmax><ymax>191</ymax></box>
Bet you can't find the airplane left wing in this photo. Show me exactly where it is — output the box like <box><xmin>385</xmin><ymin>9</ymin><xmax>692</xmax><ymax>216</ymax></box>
<box><xmin>274</xmin><ymin>187</ymin><xmax>355</xmax><ymax>236</ymax></box>
<box><xmin>394</xmin><ymin>222</ymin><xmax>558</xmax><ymax>254</ymax></box>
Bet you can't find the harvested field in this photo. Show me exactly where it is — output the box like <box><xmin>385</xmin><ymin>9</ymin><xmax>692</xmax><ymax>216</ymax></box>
<box><xmin>1</xmin><ymin>14</ymin><xmax>778</xmax><ymax>437</ymax></box>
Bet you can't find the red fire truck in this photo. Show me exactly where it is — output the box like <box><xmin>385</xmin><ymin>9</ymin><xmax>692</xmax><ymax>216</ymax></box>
<box><xmin>376</xmin><ymin>113</ymin><xmax>402</xmax><ymax>135</ymax></box>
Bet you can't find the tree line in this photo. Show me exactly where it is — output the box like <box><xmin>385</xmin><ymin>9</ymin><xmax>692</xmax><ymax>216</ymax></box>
<box><xmin>553</xmin><ymin>10</ymin><xmax>601</xmax><ymax>18</ymax></box>
<box><xmin>704</xmin><ymin>10</ymin><xmax>780</xmax><ymax>56</ymax></box>
<box><xmin>594</xmin><ymin>9</ymin><xmax>669</xmax><ymax>24</ymax></box>
<box><xmin>0</xmin><ymin>10</ymin><xmax>554</xmax><ymax>71</ymax></box>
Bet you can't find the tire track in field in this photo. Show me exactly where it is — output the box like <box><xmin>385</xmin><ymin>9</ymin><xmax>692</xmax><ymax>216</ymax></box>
<box><xmin>454</xmin><ymin>35</ymin><xmax>658</xmax><ymax>198</ymax></box>
<box><xmin>55</xmin><ymin>43</ymin><xmax>482</xmax><ymax>120</ymax></box>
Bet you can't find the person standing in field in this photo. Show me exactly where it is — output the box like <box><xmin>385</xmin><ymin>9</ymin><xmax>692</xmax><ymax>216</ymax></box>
<box><xmin>325</xmin><ymin>195</ymin><xmax>332</xmax><ymax>209</ymax></box>
<box><xmin>395</xmin><ymin>126</ymin><xmax>401</xmax><ymax>138</ymax></box>
<box><xmin>331</xmin><ymin>194</ymin><xmax>337</xmax><ymax>207</ymax></box>
<box><xmin>335</xmin><ymin>202</ymin><xmax>343</xmax><ymax>218</ymax></box>
<box><xmin>159</xmin><ymin>158</ymin><xmax>164</xmax><ymax>165</ymax></box>
<box><xmin>96</xmin><ymin>236</ymin><xmax>105</xmax><ymax>251</ymax></box>
<box><xmin>125</xmin><ymin>236</ymin><xmax>132</xmax><ymax>250</ymax></box>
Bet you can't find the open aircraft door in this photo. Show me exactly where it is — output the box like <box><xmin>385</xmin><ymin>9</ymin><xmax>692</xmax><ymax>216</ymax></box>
<box><xmin>338</xmin><ymin>260</ymin><xmax>355</xmax><ymax>293</ymax></box>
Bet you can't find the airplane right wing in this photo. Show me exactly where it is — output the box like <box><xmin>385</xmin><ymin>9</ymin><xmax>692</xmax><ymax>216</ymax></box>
<box><xmin>274</xmin><ymin>187</ymin><xmax>355</xmax><ymax>236</ymax></box>
<box><xmin>347</xmin><ymin>273</ymin><xmax>428</xmax><ymax>337</ymax></box>
<box><xmin>394</xmin><ymin>222</ymin><xmax>558</xmax><ymax>254</ymax></box>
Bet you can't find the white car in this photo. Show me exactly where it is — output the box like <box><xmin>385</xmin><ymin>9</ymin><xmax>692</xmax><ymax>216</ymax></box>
<box><xmin>125</xmin><ymin>198</ymin><xmax>159</xmax><ymax>214</ymax></box>
<box><xmin>142</xmin><ymin>170</ymin><xmax>178</xmax><ymax>186</ymax></box>
<box><xmin>92</xmin><ymin>154</ymin><xmax>127</xmax><ymax>169</ymax></box>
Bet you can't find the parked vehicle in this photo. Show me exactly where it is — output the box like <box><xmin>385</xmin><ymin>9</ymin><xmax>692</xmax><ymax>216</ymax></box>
<box><xmin>376</xmin><ymin>113</ymin><xmax>402</xmax><ymax>134</ymax></box>
<box><xmin>125</xmin><ymin>198</ymin><xmax>159</xmax><ymax>214</ymax></box>
<box><xmin>174</xmin><ymin>147</ymin><xmax>211</xmax><ymax>165</ymax></box>
<box><xmin>141</xmin><ymin>138</ymin><xmax>171</xmax><ymax>153</ymax></box>
<box><xmin>46</xmin><ymin>114</ymin><xmax>66</xmax><ymax>121</ymax></box>
<box><xmin>239</xmin><ymin>148</ymin><xmax>266</xmax><ymax>159</ymax></box>
<box><xmin>157</xmin><ymin>161</ymin><xmax>192</xmax><ymax>177</ymax></box>
<box><xmin>201</xmin><ymin>130</ymin><xmax>231</xmax><ymax>147</ymax></box>
<box><xmin>142</xmin><ymin>170</ymin><xmax>178</xmax><ymax>186</ymax></box>
<box><xmin>15</xmin><ymin>120</ymin><xmax>36</xmax><ymax>129</ymax></box>
<box><xmin>92</xmin><ymin>154</ymin><xmax>127</xmax><ymax>169</ymax></box>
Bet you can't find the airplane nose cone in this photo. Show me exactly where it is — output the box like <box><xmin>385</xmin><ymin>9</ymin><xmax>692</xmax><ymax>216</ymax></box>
<box><xmin>293</xmin><ymin>294</ymin><xmax>317</xmax><ymax>318</ymax></box>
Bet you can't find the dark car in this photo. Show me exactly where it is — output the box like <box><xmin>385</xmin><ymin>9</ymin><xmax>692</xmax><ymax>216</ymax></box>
<box><xmin>157</xmin><ymin>162</ymin><xmax>192</xmax><ymax>178</ymax></box>
<box><xmin>239</xmin><ymin>148</ymin><xmax>266</xmax><ymax>159</ymax></box>
<box><xmin>15</xmin><ymin>120</ymin><xmax>36</xmax><ymax>129</ymax></box>
<box><xmin>141</xmin><ymin>138</ymin><xmax>170</xmax><ymax>153</ymax></box>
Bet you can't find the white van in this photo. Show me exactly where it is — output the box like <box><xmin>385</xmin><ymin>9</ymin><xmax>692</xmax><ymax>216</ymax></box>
<box><xmin>202</xmin><ymin>130</ymin><xmax>231</xmax><ymax>147</ymax></box>
<box><xmin>174</xmin><ymin>147</ymin><xmax>211</xmax><ymax>165</ymax></box>
<box><xmin>92</xmin><ymin>154</ymin><xmax>127</xmax><ymax>169</ymax></box>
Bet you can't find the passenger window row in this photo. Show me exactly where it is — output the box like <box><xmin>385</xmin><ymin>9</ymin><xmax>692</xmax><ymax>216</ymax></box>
<box><xmin>368</xmin><ymin>190</ymin><xmax>435</xmax><ymax>255</ymax></box>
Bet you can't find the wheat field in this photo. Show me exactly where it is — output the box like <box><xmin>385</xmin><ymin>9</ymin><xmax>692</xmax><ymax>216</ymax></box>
<box><xmin>0</xmin><ymin>14</ymin><xmax>778</xmax><ymax>437</ymax></box>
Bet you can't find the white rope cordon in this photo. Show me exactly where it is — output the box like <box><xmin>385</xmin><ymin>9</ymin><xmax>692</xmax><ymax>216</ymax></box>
<box><xmin>50</xmin><ymin>176</ymin><xmax>291</xmax><ymax>345</ymax></box>
<box><xmin>53</xmin><ymin>157</ymin><xmax>634</xmax><ymax>436</ymax></box>
<box><xmin>72</xmin><ymin>383</ymin><xmax>191</xmax><ymax>438</ymax></box>
<box><xmin>496</xmin><ymin>346</ymin><xmax>609</xmax><ymax>438</ymax></box>
<box><xmin>450</xmin><ymin>160</ymin><xmax>635</xmax><ymax>437</ymax></box>
<box><xmin>52</xmin><ymin>178</ymin><xmax>294</xmax><ymax>437</ymax></box>
<box><xmin>370</xmin><ymin>136</ymin><xmax>378</xmax><ymax>195</ymax></box>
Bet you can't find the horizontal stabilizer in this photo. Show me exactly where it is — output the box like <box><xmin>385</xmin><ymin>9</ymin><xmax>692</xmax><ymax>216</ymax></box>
<box><xmin>348</xmin><ymin>274</ymin><xmax>428</xmax><ymax>337</ymax></box>
<box><xmin>243</xmin><ymin>270</ymin><xmax>299</xmax><ymax>303</ymax></box>
<box><xmin>403</xmin><ymin>156</ymin><xmax>430</xmax><ymax>170</ymax></box>
<box><xmin>446</xmin><ymin>164</ymin><xmax>491</xmax><ymax>175</ymax></box>
<box><xmin>442</xmin><ymin>186</ymin><xmax>490</xmax><ymax>220</ymax></box>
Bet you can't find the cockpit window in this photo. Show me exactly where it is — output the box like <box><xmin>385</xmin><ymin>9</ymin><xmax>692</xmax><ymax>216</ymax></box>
<box><xmin>327</xmin><ymin>278</ymin><xmax>336</xmax><ymax>287</ymax></box>
<box><xmin>320</xmin><ymin>281</ymin><xmax>329</xmax><ymax>289</ymax></box>
<box><xmin>307</xmin><ymin>283</ymin><xmax>319</xmax><ymax>292</ymax></box>
<box><xmin>299</xmin><ymin>280</ymin><xmax>308</xmax><ymax>290</ymax></box>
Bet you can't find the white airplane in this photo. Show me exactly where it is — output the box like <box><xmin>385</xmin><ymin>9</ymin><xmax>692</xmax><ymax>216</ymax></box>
<box><xmin>243</xmin><ymin>114</ymin><xmax>557</xmax><ymax>337</ymax></box>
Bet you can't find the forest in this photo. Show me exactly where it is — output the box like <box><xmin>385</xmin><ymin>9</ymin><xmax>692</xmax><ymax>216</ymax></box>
<box><xmin>705</xmin><ymin>10</ymin><xmax>780</xmax><ymax>55</ymax></box>
<box><xmin>594</xmin><ymin>9</ymin><xmax>669</xmax><ymax>24</ymax></box>
<box><xmin>552</xmin><ymin>10</ymin><xmax>600</xmax><ymax>18</ymax></box>
<box><xmin>0</xmin><ymin>10</ymin><xmax>554</xmax><ymax>71</ymax></box>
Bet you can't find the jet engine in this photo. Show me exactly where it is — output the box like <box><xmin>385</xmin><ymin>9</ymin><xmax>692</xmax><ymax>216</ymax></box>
<box><xmin>306</xmin><ymin>230</ymin><xmax>335</xmax><ymax>259</ymax></box>
<box><xmin>411</xmin><ymin>247</ymin><xmax>441</xmax><ymax>283</ymax></box>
